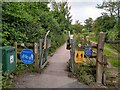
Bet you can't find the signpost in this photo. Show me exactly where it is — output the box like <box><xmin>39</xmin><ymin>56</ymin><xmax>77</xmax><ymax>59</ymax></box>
<box><xmin>20</xmin><ymin>49</ymin><xmax>34</xmax><ymax>64</ymax></box>
<box><xmin>85</xmin><ymin>46</ymin><xmax>92</xmax><ymax>56</ymax></box>
<box><xmin>74</xmin><ymin>50</ymin><xmax>84</xmax><ymax>63</ymax></box>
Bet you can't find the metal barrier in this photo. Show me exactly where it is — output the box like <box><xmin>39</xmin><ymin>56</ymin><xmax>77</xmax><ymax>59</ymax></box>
<box><xmin>39</xmin><ymin>39</ymin><xmax>51</xmax><ymax>69</ymax></box>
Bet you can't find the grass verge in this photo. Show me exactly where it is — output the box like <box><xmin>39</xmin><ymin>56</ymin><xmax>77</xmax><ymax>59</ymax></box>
<box><xmin>109</xmin><ymin>59</ymin><xmax>120</xmax><ymax>68</ymax></box>
<box><xmin>74</xmin><ymin>63</ymin><xmax>96</xmax><ymax>85</ymax></box>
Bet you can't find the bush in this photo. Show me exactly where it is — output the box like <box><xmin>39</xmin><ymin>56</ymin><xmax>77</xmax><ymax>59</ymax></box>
<box><xmin>74</xmin><ymin>63</ymin><xmax>96</xmax><ymax>85</ymax></box>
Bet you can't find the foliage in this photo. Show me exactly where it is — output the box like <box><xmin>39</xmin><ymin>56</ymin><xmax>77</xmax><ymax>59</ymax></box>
<box><xmin>84</xmin><ymin>17</ymin><xmax>93</xmax><ymax>32</ymax></box>
<box><xmin>2</xmin><ymin>1</ymin><xmax>72</xmax><ymax>88</ymax></box>
<box><xmin>104</xmin><ymin>48</ymin><xmax>117</xmax><ymax>56</ymax></box>
<box><xmin>109</xmin><ymin>59</ymin><xmax>120</xmax><ymax>68</ymax></box>
<box><xmin>74</xmin><ymin>63</ymin><xmax>96</xmax><ymax>85</ymax></box>
<box><xmin>14</xmin><ymin>62</ymin><xmax>27</xmax><ymax>75</ymax></box>
<box><xmin>1</xmin><ymin>1</ymin><xmax>72</xmax><ymax>57</ymax></box>
<box><xmin>93</xmin><ymin>15</ymin><xmax>117</xmax><ymax>40</ymax></box>
<box><xmin>2</xmin><ymin>73</ymin><xmax>14</xmax><ymax>88</ymax></box>
<box><xmin>71</xmin><ymin>20</ymin><xmax>83</xmax><ymax>34</ymax></box>
<box><xmin>95</xmin><ymin>1</ymin><xmax>120</xmax><ymax>41</ymax></box>
<box><xmin>2</xmin><ymin>2</ymin><xmax>48</xmax><ymax>45</ymax></box>
<box><xmin>96</xmin><ymin>1</ymin><xmax>119</xmax><ymax>17</ymax></box>
<box><xmin>2</xmin><ymin>62</ymin><xmax>31</xmax><ymax>88</ymax></box>
<box><xmin>104</xmin><ymin>43</ymin><xmax>120</xmax><ymax>68</ymax></box>
<box><xmin>51</xmin><ymin>1</ymin><xmax>72</xmax><ymax>33</ymax></box>
<box><xmin>2</xmin><ymin>2</ymin><xmax>71</xmax><ymax>48</ymax></box>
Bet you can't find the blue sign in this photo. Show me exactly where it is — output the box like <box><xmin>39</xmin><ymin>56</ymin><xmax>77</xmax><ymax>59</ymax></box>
<box><xmin>20</xmin><ymin>49</ymin><xmax>34</xmax><ymax>64</ymax></box>
<box><xmin>85</xmin><ymin>46</ymin><xmax>92</xmax><ymax>56</ymax></box>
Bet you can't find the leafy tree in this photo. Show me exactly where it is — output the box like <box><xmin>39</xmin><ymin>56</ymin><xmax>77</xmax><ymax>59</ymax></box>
<box><xmin>96</xmin><ymin>0</ymin><xmax>120</xmax><ymax>40</ymax></box>
<box><xmin>71</xmin><ymin>20</ymin><xmax>83</xmax><ymax>34</ymax></box>
<box><xmin>96</xmin><ymin>1</ymin><xmax>119</xmax><ymax>17</ymax></box>
<box><xmin>51</xmin><ymin>1</ymin><xmax>72</xmax><ymax>33</ymax></box>
<box><xmin>84</xmin><ymin>17</ymin><xmax>93</xmax><ymax>32</ymax></box>
<box><xmin>2</xmin><ymin>1</ymin><xmax>72</xmax><ymax>53</ymax></box>
<box><xmin>93</xmin><ymin>14</ymin><xmax>117</xmax><ymax>40</ymax></box>
<box><xmin>2</xmin><ymin>2</ymin><xmax>50</xmax><ymax>45</ymax></box>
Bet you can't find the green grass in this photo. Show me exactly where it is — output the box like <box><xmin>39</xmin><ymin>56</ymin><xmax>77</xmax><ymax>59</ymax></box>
<box><xmin>74</xmin><ymin>63</ymin><xmax>96</xmax><ymax>85</ymax></box>
<box><xmin>104</xmin><ymin>45</ymin><xmax>119</xmax><ymax>68</ymax></box>
<box><xmin>104</xmin><ymin>43</ymin><xmax>119</xmax><ymax>68</ymax></box>
<box><xmin>87</xmin><ymin>37</ymin><xmax>97</xmax><ymax>42</ymax></box>
<box><xmin>104</xmin><ymin>43</ymin><xmax>118</xmax><ymax>53</ymax></box>
<box><xmin>105</xmin><ymin>43</ymin><xmax>112</xmax><ymax>48</ymax></box>
<box><xmin>76</xmin><ymin>33</ymin><xmax>119</xmax><ymax>68</ymax></box>
<box><xmin>104</xmin><ymin>49</ymin><xmax>117</xmax><ymax>56</ymax></box>
<box><xmin>88</xmin><ymin>33</ymin><xmax>119</xmax><ymax>69</ymax></box>
<box><xmin>109</xmin><ymin>59</ymin><xmax>120</xmax><ymax>68</ymax></box>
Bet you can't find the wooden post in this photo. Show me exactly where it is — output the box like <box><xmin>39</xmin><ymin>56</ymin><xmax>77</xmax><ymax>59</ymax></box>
<box><xmin>103</xmin><ymin>55</ymin><xmax>107</xmax><ymax>85</ymax></box>
<box><xmin>71</xmin><ymin>39</ymin><xmax>75</xmax><ymax>73</ymax></box>
<box><xmin>39</xmin><ymin>39</ymin><xmax>43</xmax><ymax>68</ymax></box>
<box><xmin>14</xmin><ymin>42</ymin><xmax>17</xmax><ymax>64</ymax></box>
<box><xmin>45</xmin><ymin>39</ymin><xmax>49</xmax><ymax>61</ymax></box>
<box><xmin>81</xmin><ymin>34</ymin><xmax>87</xmax><ymax>49</ymax></box>
<box><xmin>96</xmin><ymin>32</ymin><xmax>105</xmax><ymax>84</ymax></box>
<box><xmin>34</xmin><ymin>42</ymin><xmax>39</xmax><ymax>69</ymax></box>
<box><xmin>84</xmin><ymin>34</ymin><xmax>87</xmax><ymax>46</ymax></box>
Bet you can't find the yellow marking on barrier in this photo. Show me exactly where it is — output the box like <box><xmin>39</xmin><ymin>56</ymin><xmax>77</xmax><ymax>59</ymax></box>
<box><xmin>74</xmin><ymin>50</ymin><xmax>84</xmax><ymax>63</ymax></box>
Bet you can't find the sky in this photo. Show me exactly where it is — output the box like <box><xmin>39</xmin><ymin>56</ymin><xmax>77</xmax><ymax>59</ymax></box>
<box><xmin>48</xmin><ymin>0</ymin><xmax>107</xmax><ymax>24</ymax></box>
<box><xmin>67</xmin><ymin>0</ymin><xmax>104</xmax><ymax>24</ymax></box>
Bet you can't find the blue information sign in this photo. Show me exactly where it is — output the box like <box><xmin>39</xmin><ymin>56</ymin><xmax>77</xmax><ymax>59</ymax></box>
<box><xmin>85</xmin><ymin>46</ymin><xmax>92</xmax><ymax>56</ymax></box>
<box><xmin>20</xmin><ymin>49</ymin><xmax>34</xmax><ymax>64</ymax></box>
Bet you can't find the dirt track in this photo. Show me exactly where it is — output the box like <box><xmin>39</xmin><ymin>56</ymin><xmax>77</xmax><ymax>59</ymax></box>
<box><xmin>14</xmin><ymin>44</ymin><xmax>89</xmax><ymax>88</ymax></box>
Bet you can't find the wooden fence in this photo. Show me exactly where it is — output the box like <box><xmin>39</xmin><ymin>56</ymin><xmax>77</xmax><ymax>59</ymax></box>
<box><xmin>67</xmin><ymin>32</ymin><xmax>120</xmax><ymax>86</ymax></box>
<box><xmin>14</xmin><ymin>39</ymin><xmax>51</xmax><ymax>71</ymax></box>
<box><xmin>14</xmin><ymin>42</ymin><xmax>39</xmax><ymax>70</ymax></box>
<box><xmin>104</xmin><ymin>40</ymin><xmax>120</xmax><ymax>87</ymax></box>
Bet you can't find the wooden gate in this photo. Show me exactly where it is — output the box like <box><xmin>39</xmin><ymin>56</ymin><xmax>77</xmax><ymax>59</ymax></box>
<box><xmin>14</xmin><ymin>39</ymin><xmax>51</xmax><ymax>70</ymax></box>
<box><xmin>39</xmin><ymin>39</ymin><xmax>51</xmax><ymax>69</ymax></box>
<box><xmin>67</xmin><ymin>32</ymin><xmax>108</xmax><ymax>85</ymax></box>
<box><xmin>14</xmin><ymin>42</ymin><xmax>39</xmax><ymax>70</ymax></box>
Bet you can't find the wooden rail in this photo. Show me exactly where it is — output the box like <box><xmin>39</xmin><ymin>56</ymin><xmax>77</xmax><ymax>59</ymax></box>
<box><xmin>17</xmin><ymin>43</ymin><xmax>34</xmax><ymax>46</ymax></box>
<box><xmin>106</xmin><ymin>40</ymin><xmax>120</xmax><ymax>44</ymax></box>
<box><xmin>67</xmin><ymin>32</ymin><xmax>119</xmax><ymax>85</ymax></box>
<box><xmin>14</xmin><ymin>42</ymin><xmax>39</xmax><ymax>70</ymax></box>
<box><xmin>106</xmin><ymin>56</ymin><xmax>119</xmax><ymax>60</ymax></box>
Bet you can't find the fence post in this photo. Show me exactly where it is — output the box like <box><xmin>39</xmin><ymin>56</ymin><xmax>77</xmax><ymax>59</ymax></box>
<box><xmin>45</xmin><ymin>39</ymin><xmax>49</xmax><ymax>61</ymax></box>
<box><xmin>103</xmin><ymin>55</ymin><xmax>107</xmax><ymax>85</ymax></box>
<box><xmin>81</xmin><ymin>34</ymin><xmax>87</xmax><ymax>49</ymax></box>
<box><xmin>71</xmin><ymin>39</ymin><xmax>75</xmax><ymax>73</ymax></box>
<box><xmin>14</xmin><ymin>42</ymin><xmax>17</xmax><ymax>64</ymax></box>
<box><xmin>39</xmin><ymin>39</ymin><xmax>43</xmax><ymax>68</ymax></box>
<box><xmin>84</xmin><ymin>34</ymin><xmax>87</xmax><ymax>46</ymax></box>
<box><xmin>96</xmin><ymin>32</ymin><xmax>105</xmax><ymax>84</ymax></box>
<box><xmin>34</xmin><ymin>42</ymin><xmax>39</xmax><ymax>70</ymax></box>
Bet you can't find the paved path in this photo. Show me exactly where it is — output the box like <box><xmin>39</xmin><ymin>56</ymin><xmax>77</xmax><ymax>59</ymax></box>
<box><xmin>14</xmin><ymin>44</ymin><xmax>89</xmax><ymax>88</ymax></box>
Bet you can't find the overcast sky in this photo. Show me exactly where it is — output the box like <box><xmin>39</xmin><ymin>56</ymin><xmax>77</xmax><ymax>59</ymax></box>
<box><xmin>48</xmin><ymin>0</ymin><xmax>106</xmax><ymax>24</ymax></box>
<box><xmin>67</xmin><ymin>0</ymin><xmax>104</xmax><ymax>24</ymax></box>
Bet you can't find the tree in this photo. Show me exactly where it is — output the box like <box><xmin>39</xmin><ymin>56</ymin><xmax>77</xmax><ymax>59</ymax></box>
<box><xmin>2</xmin><ymin>2</ymin><xmax>50</xmax><ymax>45</ymax></box>
<box><xmin>96</xmin><ymin>0</ymin><xmax>120</xmax><ymax>40</ymax></box>
<box><xmin>51</xmin><ymin>1</ymin><xmax>72</xmax><ymax>33</ymax></box>
<box><xmin>96</xmin><ymin>0</ymin><xmax>119</xmax><ymax>17</ymax></box>
<box><xmin>71</xmin><ymin>20</ymin><xmax>83</xmax><ymax>34</ymax></box>
<box><xmin>93</xmin><ymin>14</ymin><xmax>117</xmax><ymax>40</ymax></box>
<box><xmin>2</xmin><ymin>1</ymin><xmax>72</xmax><ymax>54</ymax></box>
<box><xmin>84</xmin><ymin>17</ymin><xmax>93</xmax><ymax>32</ymax></box>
